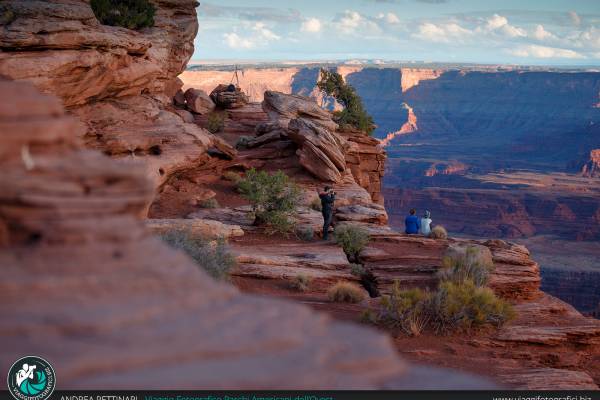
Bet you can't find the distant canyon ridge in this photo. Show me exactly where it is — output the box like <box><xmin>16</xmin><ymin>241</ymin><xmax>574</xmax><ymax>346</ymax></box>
<box><xmin>181</xmin><ymin>65</ymin><xmax>600</xmax><ymax>241</ymax></box>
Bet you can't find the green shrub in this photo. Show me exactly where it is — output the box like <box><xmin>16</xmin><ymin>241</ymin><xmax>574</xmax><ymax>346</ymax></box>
<box><xmin>430</xmin><ymin>225</ymin><xmax>448</xmax><ymax>239</ymax></box>
<box><xmin>328</xmin><ymin>281</ymin><xmax>366</xmax><ymax>303</ymax></box>
<box><xmin>334</xmin><ymin>224</ymin><xmax>370</xmax><ymax>261</ymax></box>
<box><xmin>373</xmin><ymin>275</ymin><xmax>513</xmax><ymax>335</ymax></box>
<box><xmin>90</xmin><ymin>0</ymin><xmax>155</xmax><ymax>30</ymax></box>
<box><xmin>206</xmin><ymin>111</ymin><xmax>226</xmax><ymax>133</ymax></box>
<box><xmin>198</xmin><ymin>198</ymin><xmax>219</xmax><ymax>209</ymax></box>
<box><xmin>263</xmin><ymin>211</ymin><xmax>296</xmax><ymax>235</ymax></box>
<box><xmin>290</xmin><ymin>274</ymin><xmax>312</xmax><ymax>292</ymax></box>
<box><xmin>295</xmin><ymin>225</ymin><xmax>315</xmax><ymax>241</ymax></box>
<box><xmin>309</xmin><ymin>197</ymin><xmax>322</xmax><ymax>212</ymax></box>
<box><xmin>237</xmin><ymin>168</ymin><xmax>300</xmax><ymax>235</ymax></box>
<box><xmin>379</xmin><ymin>281</ymin><xmax>431</xmax><ymax>336</ymax></box>
<box><xmin>222</xmin><ymin>170</ymin><xmax>242</xmax><ymax>184</ymax></box>
<box><xmin>439</xmin><ymin>245</ymin><xmax>494</xmax><ymax>287</ymax></box>
<box><xmin>317</xmin><ymin>68</ymin><xmax>375</xmax><ymax>135</ymax></box>
<box><xmin>429</xmin><ymin>280</ymin><xmax>514</xmax><ymax>333</ymax></box>
<box><xmin>160</xmin><ymin>230</ymin><xmax>236</xmax><ymax>280</ymax></box>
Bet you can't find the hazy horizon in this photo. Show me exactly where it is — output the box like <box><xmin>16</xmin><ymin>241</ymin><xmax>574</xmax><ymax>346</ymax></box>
<box><xmin>187</xmin><ymin>58</ymin><xmax>600</xmax><ymax>69</ymax></box>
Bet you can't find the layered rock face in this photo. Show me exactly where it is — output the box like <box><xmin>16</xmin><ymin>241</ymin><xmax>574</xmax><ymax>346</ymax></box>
<box><xmin>541</xmin><ymin>269</ymin><xmax>600</xmax><ymax>315</ymax></box>
<box><xmin>0</xmin><ymin>77</ymin><xmax>499</xmax><ymax>390</ymax></box>
<box><xmin>258</xmin><ymin>92</ymin><xmax>386</xmax><ymax>204</ymax></box>
<box><xmin>0</xmin><ymin>0</ymin><xmax>225</xmax><ymax>191</ymax></box>
<box><xmin>342</xmin><ymin>131</ymin><xmax>386</xmax><ymax>204</ymax></box>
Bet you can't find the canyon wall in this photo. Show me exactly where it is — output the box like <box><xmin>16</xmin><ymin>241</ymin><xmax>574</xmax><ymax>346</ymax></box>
<box><xmin>183</xmin><ymin>66</ymin><xmax>600</xmax><ymax>169</ymax></box>
<box><xmin>0</xmin><ymin>0</ymin><xmax>227</xmax><ymax>193</ymax></box>
<box><xmin>182</xmin><ymin>65</ymin><xmax>600</xmax><ymax>240</ymax></box>
<box><xmin>540</xmin><ymin>269</ymin><xmax>600</xmax><ymax>316</ymax></box>
<box><xmin>383</xmin><ymin>186</ymin><xmax>600</xmax><ymax>240</ymax></box>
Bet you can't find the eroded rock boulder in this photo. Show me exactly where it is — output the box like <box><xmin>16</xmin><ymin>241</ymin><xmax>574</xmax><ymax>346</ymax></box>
<box><xmin>210</xmin><ymin>84</ymin><xmax>249</xmax><ymax>109</ymax></box>
<box><xmin>287</xmin><ymin>117</ymin><xmax>348</xmax><ymax>182</ymax></box>
<box><xmin>185</xmin><ymin>88</ymin><xmax>215</xmax><ymax>114</ymax></box>
<box><xmin>263</xmin><ymin>91</ymin><xmax>338</xmax><ymax>131</ymax></box>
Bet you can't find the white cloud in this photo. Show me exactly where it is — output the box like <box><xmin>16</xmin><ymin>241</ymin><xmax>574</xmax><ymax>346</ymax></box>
<box><xmin>376</xmin><ymin>12</ymin><xmax>400</xmax><ymax>25</ymax></box>
<box><xmin>339</xmin><ymin>10</ymin><xmax>362</xmax><ymax>31</ymax></box>
<box><xmin>223</xmin><ymin>33</ymin><xmax>254</xmax><ymax>49</ymax></box>
<box><xmin>223</xmin><ymin>22</ymin><xmax>280</xmax><ymax>50</ymax></box>
<box><xmin>531</xmin><ymin>24</ymin><xmax>555</xmax><ymax>41</ymax></box>
<box><xmin>252</xmin><ymin>22</ymin><xmax>280</xmax><ymax>41</ymax></box>
<box><xmin>412</xmin><ymin>22</ymin><xmax>472</xmax><ymax>43</ymax></box>
<box><xmin>482</xmin><ymin>14</ymin><xmax>526</xmax><ymax>38</ymax></box>
<box><xmin>508</xmin><ymin>44</ymin><xmax>585</xmax><ymax>59</ymax></box>
<box><xmin>301</xmin><ymin>18</ymin><xmax>322</xmax><ymax>33</ymax></box>
<box><xmin>334</xmin><ymin>10</ymin><xmax>381</xmax><ymax>35</ymax></box>
<box><xmin>485</xmin><ymin>14</ymin><xmax>508</xmax><ymax>31</ymax></box>
<box><xmin>576</xmin><ymin>27</ymin><xmax>600</xmax><ymax>49</ymax></box>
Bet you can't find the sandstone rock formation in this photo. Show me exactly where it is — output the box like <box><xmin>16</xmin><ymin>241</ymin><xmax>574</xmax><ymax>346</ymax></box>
<box><xmin>0</xmin><ymin>0</ymin><xmax>229</xmax><ymax>192</ymax></box>
<box><xmin>288</xmin><ymin>117</ymin><xmax>348</xmax><ymax>182</ymax></box>
<box><xmin>263</xmin><ymin>90</ymin><xmax>338</xmax><ymax>131</ymax></box>
<box><xmin>210</xmin><ymin>84</ymin><xmax>249</xmax><ymax>109</ymax></box>
<box><xmin>184</xmin><ymin>88</ymin><xmax>215</xmax><ymax>114</ymax></box>
<box><xmin>342</xmin><ymin>131</ymin><xmax>387</xmax><ymax>204</ymax></box>
<box><xmin>0</xmin><ymin>78</ymin><xmax>503</xmax><ymax>390</ymax></box>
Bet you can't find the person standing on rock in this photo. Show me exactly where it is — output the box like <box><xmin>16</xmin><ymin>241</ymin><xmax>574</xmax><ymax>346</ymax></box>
<box><xmin>420</xmin><ymin>210</ymin><xmax>432</xmax><ymax>236</ymax></box>
<box><xmin>319</xmin><ymin>186</ymin><xmax>336</xmax><ymax>240</ymax></box>
<box><xmin>405</xmin><ymin>208</ymin><xmax>421</xmax><ymax>235</ymax></box>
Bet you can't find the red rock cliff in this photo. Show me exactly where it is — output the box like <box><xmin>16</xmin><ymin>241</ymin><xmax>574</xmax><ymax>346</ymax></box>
<box><xmin>0</xmin><ymin>0</ymin><xmax>226</xmax><ymax>193</ymax></box>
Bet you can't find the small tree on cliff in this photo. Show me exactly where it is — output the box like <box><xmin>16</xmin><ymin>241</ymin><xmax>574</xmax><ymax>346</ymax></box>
<box><xmin>317</xmin><ymin>68</ymin><xmax>375</xmax><ymax>135</ymax></box>
<box><xmin>237</xmin><ymin>169</ymin><xmax>300</xmax><ymax>235</ymax></box>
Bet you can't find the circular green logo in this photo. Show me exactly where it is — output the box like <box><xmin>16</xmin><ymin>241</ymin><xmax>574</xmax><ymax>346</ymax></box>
<box><xmin>7</xmin><ymin>356</ymin><xmax>56</xmax><ymax>400</ymax></box>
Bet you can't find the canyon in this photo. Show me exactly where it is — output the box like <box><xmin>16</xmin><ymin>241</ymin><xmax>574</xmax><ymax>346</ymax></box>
<box><xmin>183</xmin><ymin>63</ymin><xmax>600</xmax><ymax>318</ymax></box>
<box><xmin>1</xmin><ymin>0</ymin><xmax>600</xmax><ymax>391</ymax></box>
<box><xmin>183</xmin><ymin>64</ymin><xmax>600</xmax><ymax>240</ymax></box>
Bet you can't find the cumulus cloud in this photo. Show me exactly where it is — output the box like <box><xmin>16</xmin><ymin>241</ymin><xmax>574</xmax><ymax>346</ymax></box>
<box><xmin>334</xmin><ymin>10</ymin><xmax>381</xmax><ymax>35</ymax></box>
<box><xmin>531</xmin><ymin>24</ymin><xmax>555</xmax><ymax>41</ymax></box>
<box><xmin>223</xmin><ymin>22</ymin><xmax>280</xmax><ymax>50</ymax></box>
<box><xmin>576</xmin><ymin>27</ymin><xmax>600</xmax><ymax>49</ymax></box>
<box><xmin>253</xmin><ymin>22</ymin><xmax>281</xmax><ymax>41</ymax></box>
<box><xmin>376</xmin><ymin>12</ymin><xmax>400</xmax><ymax>25</ymax></box>
<box><xmin>412</xmin><ymin>21</ymin><xmax>472</xmax><ymax>43</ymax></box>
<box><xmin>481</xmin><ymin>14</ymin><xmax>526</xmax><ymax>38</ymax></box>
<box><xmin>223</xmin><ymin>32</ymin><xmax>254</xmax><ymax>49</ymax></box>
<box><xmin>508</xmin><ymin>44</ymin><xmax>585</xmax><ymax>59</ymax></box>
<box><xmin>301</xmin><ymin>17</ymin><xmax>322</xmax><ymax>33</ymax></box>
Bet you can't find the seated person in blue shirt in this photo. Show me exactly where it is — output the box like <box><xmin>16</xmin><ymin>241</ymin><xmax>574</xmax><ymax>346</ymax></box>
<box><xmin>405</xmin><ymin>208</ymin><xmax>420</xmax><ymax>234</ymax></box>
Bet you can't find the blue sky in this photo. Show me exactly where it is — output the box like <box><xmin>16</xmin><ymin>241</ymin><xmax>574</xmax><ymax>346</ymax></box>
<box><xmin>193</xmin><ymin>0</ymin><xmax>600</xmax><ymax>65</ymax></box>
